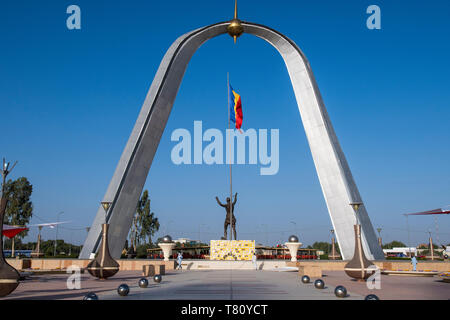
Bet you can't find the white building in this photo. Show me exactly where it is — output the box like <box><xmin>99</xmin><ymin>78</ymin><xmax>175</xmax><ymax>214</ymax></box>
<box><xmin>383</xmin><ymin>247</ymin><xmax>417</xmax><ymax>257</ymax></box>
<box><xmin>173</xmin><ymin>238</ymin><xmax>200</xmax><ymax>245</ymax></box>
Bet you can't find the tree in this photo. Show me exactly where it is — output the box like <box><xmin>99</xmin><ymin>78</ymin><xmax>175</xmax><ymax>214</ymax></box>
<box><xmin>129</xmin><ymin>190</ymin><xmax>160</xmax><ymax>251</ymax></box>
<box><xmin>308</xmin><ymin>241</ymin><xmax>341</xmax><ymax>254</ymax></box>
<box><xmin>382</xmin><ymin>240</ymin><xmax>407</xmax><ymax>249</ymax></box>
<box><xmin>3</xmin><ymin>177</ymin><xmax>33</xmax><ymax>256</ymax></box>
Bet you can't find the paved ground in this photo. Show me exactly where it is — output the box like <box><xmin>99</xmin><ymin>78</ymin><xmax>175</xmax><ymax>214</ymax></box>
<box><xmin>1</xmin><ymin>269</ymin><xmax>449</xmax><ymax>300</ymax></box>
<box><xmin>100</xmin><ymin>270</ymin><xmax>362</xmax><ymax>300</ymax></box>
<box><xmin>327</xmin><ymin>271</ymin><xmax>450</xmax><ymax>300</ymax></box>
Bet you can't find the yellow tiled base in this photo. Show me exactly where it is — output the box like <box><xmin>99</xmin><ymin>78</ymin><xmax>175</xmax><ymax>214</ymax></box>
<box><xmin>210</xmin><ymin>240</ymin><xmax>255</xmax><ymax>261</ymax></box>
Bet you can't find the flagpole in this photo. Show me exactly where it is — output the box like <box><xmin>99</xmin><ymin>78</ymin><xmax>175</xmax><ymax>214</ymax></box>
<box><xmin>227</xmin><ymin>72</ymin><xmax>233</xmax><ymax>241</ymax></box>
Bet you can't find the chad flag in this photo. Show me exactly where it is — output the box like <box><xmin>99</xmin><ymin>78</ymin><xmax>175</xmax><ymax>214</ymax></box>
<box><xmin>228</xmin><ymin>84</ymin><xmax>243</xmax><ymax>131</ymax></box>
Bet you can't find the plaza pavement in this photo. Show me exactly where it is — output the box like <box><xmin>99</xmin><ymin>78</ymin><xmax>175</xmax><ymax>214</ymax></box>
<box><xmin>1</xmin><ymin>269</ymin><xmax>448</xmax><ymax>300</ymax></box>
<box><xmin>100</xmin><ymin>270</ymin><xmax>362</xmax><ymax>300</ymax></box>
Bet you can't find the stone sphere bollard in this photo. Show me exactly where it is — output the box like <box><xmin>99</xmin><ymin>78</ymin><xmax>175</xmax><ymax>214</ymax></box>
<box><xmin>153</xmin><ymin>275</ymin><xmax>162</xmax><ymax>283</ymax></box>
<box><xmin>83</xmin><ymin>292</ymin><xmax>99</xmax><ymax>300</ymax></box>
<box><xmin>314</xmin><ymin>279</ymin><xmax>325</xmax><ymax>289</ymax></box>
<box><xmin>138</xmin><ymin>278</ymin><xmax>149</xmax><ymax>288</ymax></box>
<box><xmin>334</xmin><ymin>286</ymin><xmax>347</xmax><ymax>298</ymax></box>
<box><xmin>117</xmin><ymin>284</ymin><xmax>130</xmax><ymax>296</ymax></box>
<box><xmin>301</xmin><ymin>275</ymin><xmax>310</xmax><ymax>284</ymax></box>
<box><xmin>365</xmin><ymin>294</ymin><xmax>380</xmax><ymax>300</ymax></box>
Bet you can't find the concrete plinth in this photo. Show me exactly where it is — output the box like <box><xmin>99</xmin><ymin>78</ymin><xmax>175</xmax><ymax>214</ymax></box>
<box><xmin>158</xmin><ymin>243</ymin><xmax>176</xmax><ymax>261</ymax></box>
<box><xmin>298</xmin><ymin>265</ymin><xmax>322</xmax><ymax>278</ymax></box>
<box><xmin>143</xmin><ymin>264</ymin><xmax>165</xmax><ymax>276</ymax></box>
<box><xmin>285</xmin><ymin>242</ymin><xmax>302</xmax><ymax>262</ymax></box>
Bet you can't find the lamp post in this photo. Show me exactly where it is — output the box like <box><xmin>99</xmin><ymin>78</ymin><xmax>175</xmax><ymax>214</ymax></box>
<box><xmin>101</xmin><ymin>202</ymin><xmax>111</xmax><ymax>222</ymax></box>
<box><xmin>33</xmin><ymin>225</ymin><xmax>43</xmax><ymax>257</ymax></box>
<box><xmin>330</xmin><ymin>229</ymin><xmax>337</xmax><ymax>260</ymax></box>
<box><xmin>54</xmin><ymin>211</ymin><xmax>64</xmax><ymax>257</ymax></box>
<box><xmin>376</xmin><ymin>227</ymin><xmax>382</xmax><ymax>247</ymax></box>
<box><xmin>350</xmin><ymin>202</ymin><xmax>363</xmax><ymax>224</ymax></box>
<box><xmin>428</xmin><ymin>230</ymin><xmax>434</xmax><ymax>261</ymax></box>
<box><xmin>404</xmin><ymin>214</ymin><xmax>412</xmax><ymax>257</ymax></box>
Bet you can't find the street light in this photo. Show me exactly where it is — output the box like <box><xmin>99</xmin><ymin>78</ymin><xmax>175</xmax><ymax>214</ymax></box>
<box><xmin>101</xmin><ymin>202</ymin><xmax>112</xmax><ymax>223</ymax></box>
<box><xmin>376</xmin><ymin>227</ymin><xmax>382</xmax><ymax>247</ymax></box>
<box><xmin>330</xmin><ymin>229</ymin><xmax>337</xmax><ymax>260</ymax></box>
<box><xmin>350</xmin><ymin>202</ymin><xmax>363</xmax><ymax>224</ymax></box>
<box><xmin>35</xmin><ymin>225</ymin><xmax>43</xmax><ymax>257</ymax></box>
<box><xmin>428</xmin><ymin>229</ymin><xmax>434</xmax><ymax>261</ymax></box>
<box><xmin>1</xmin><ymin>159</ymin><xmax>17</xmax><ymax>195</ymax></box>
<box><xmin>54</xmin><ymin>211</ymin><xmax>64</xmax><ymax>257</ymax></box>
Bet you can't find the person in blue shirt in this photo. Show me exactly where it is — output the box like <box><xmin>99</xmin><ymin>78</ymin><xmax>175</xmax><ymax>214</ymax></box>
<box><xmin>177</xmin><ymin>251</ymin><xmax>183</xmax><ymax>270</ymax></box>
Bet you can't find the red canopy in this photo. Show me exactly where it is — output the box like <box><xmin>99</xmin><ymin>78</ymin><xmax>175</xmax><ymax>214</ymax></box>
<box><xmin>2</xmin><ymin>225</ymin><xmax>28</xmax><ymax>239</ymax></box>
<box><xmin>404</xmin><ymin>208</ymin><xmax>450</xmax><ymax>216</ymax></box>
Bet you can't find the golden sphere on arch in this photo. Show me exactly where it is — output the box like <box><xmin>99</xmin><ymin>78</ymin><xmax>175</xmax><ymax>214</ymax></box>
<box><xmin>227</xmin><ymin>19</ymin><xmax>244</xmax><ymax>39</ymax></box>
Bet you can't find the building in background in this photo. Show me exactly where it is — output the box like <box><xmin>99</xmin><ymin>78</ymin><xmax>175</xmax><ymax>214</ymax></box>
<box><xmin>383</xmin><ymin>247</ymin><xmax>417</xmax><ymax>257</ymax></box>
<box><xmin>173</xmin><ymin>238</ymin><xmax>200</xmax><ymax>245</ymax></box>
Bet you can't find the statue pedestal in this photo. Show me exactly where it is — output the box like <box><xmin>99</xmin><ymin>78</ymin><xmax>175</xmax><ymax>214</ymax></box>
<box><xmin>285</xmin><ymin>242</ymin><xmax>302</xmax><ymax>262</ymax></box>
<box><xmin>210</xmin><ymin>240</ymin><xmax>255</xmax><ymax>261</ymax></box>
<box><xmin>158</xmin><ymin>243</ymin><xmax>176</xmax><ymax>261</ymax></box>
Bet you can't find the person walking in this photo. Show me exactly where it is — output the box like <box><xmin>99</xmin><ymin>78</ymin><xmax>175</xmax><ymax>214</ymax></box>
<box><xmin>252</xmin><ymin>252</ymin><xmax>258</xmax><ymax>271</ymax></box>
<box><xmin>177</xmin><ymin>251</ymin><xmax>183</xmax><ymax>270</ymax></box>
<box><xmin>411</xmin><ymin>255</ymin><xmax>417</xmax><ymax>271</ymax></box>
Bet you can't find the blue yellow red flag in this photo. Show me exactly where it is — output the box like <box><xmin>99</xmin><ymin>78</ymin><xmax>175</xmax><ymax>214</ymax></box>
<box><xmin>228</xmin><ymin>84</ymin><xmax>243</xmax><ymax>131</ymax></box>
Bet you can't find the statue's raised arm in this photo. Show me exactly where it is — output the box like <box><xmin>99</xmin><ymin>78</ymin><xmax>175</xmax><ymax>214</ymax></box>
<box><xmin>233</xmin><ymin>192</ymin><xmax>238</xmax><ymax>205</ymax></box>
<box><xmin>216</xmin><ymin>196</ymin><xmax>226</xmax><ymax>208</ymax></box>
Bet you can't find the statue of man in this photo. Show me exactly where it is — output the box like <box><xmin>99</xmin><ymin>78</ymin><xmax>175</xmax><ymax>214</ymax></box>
<box><xmin>215</xmin><ymin>193</ymin><xmax>238</xmax><ymax>240</ymax></box>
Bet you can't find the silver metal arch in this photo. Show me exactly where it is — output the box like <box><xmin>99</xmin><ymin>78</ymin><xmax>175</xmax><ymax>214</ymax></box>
<box><xmin>80</xmin><ymin>21</ymin><xmax>384</xmax><ymax>260</ymax></box>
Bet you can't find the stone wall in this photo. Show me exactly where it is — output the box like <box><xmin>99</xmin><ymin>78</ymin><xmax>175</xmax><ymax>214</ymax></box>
<box><xmin>6</xmin><ymin>259</ymin><xmax>175</xmax><ymax>271</ymax></box>
<box><xmin>286</xmin><ymin>260</ymin><xmax>450</xmax><ymax>272</ymax></box>
<box><xmin>6</xmin><ymin>258</ymin><xmax>450</xmax><ymax>272</ymax></box>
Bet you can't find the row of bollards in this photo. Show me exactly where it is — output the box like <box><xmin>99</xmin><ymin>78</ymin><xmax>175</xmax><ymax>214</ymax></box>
<box><xmin>301</xmin><ymin>275</ymin><xmax>379</xmax><ymax>300</ymax></box>
<box><xmin>84</xmin><ymin>274</ymin><xmax>163</xmax><ymax>300</ymax></box>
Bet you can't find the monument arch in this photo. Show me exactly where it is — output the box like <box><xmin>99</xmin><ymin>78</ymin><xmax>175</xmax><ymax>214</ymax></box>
<box><xmin>80</xmin><ymin>21</ymin><xmax>384</xmax><ymax>261</ymax></box>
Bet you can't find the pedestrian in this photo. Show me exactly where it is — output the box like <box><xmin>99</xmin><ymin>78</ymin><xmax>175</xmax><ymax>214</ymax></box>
<box><xmin>411</xmin><ymin>255</ymin><xmax>417</xmax><ymax>271</ymax></box>
<box><xmin>177</xmin><ymin>251</ymin><xmax>183</xmax><ymax>270</ymax></box>
<box><xmin>252</xmin><ymin>252</ymin><xmax>258</xmax><ymax>270</ymax></box>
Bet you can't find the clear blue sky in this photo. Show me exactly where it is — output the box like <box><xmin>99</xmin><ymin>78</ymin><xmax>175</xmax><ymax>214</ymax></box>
<box><xmin>1</xmin><ymin>0</ymin><xmax>449</xmax><ymax>248</ymax></box>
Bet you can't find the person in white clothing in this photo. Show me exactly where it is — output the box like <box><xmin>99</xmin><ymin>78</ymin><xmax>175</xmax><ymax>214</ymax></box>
<box><xmin>252</xmin><ymin>252</ymin><xmax>258</xmax><ymax>270</ymax></box>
